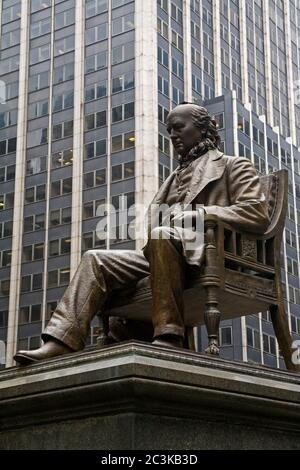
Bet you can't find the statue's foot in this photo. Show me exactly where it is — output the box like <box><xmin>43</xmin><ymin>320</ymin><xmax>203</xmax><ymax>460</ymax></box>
<box><xmin>205</xmin><ymin>339</ymin><xmax>220</xmax><ymax>356</ymax></box>
<box><xmin>152</xmin><ymin>334</ymin><xmax>183</xmax><ymax>349</ymax></box>
<box><xmin>14</xmin><ymin>339</ymin><xmax>73</xmax><ymax>366</ymax></box>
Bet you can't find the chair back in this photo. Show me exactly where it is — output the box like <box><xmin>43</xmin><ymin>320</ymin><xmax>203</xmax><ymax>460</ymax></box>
<box><xmin>259</xmin><ymin>169</ymin><xmax>288</xmax><ymax>239</ymax></box>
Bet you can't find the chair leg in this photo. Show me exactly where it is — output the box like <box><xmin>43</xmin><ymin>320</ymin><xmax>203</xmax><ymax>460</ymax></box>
<box><xmin>96</xmin><ymin>312</ymin><xmax>113</xmax><ymax>347</ymax></box>
<box><xmin>270</xmin><ymin>302</ymin><xmax>300</xmax><ymax>372</ymax></box>
<box><xmin>204</xmin><ymin>286</ymin><xmax>221</xmax><ymax>355</ymax></box>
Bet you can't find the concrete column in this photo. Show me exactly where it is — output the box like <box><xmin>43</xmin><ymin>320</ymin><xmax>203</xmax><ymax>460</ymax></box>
<box><xmin>135</xmin><ymin>0</ymin><xmax>158</xmax><ymax>249</ymax></box>
<box><xmin>275</xmin><ymin>127</ymin><xmax>292</xmax><ymax>331</ymax></box>
<box><xmin>5</xmin><ymin>1</ymin><xmax>29</xmax><ymax>367</ymax></box>
<box><xmin>70</xmin><ymin>0</ymin><xmax>85</xmax><ymax>276</ymax></box>
<box><xmin>106</xmin><ymin>0</ymin><xmax>112</xmax><ymax>249</ymax></box>
<box><xmin>288</xmin><ymin>138</ymin><xmax>300</xmax><ymax>284</ymax></box>
<box><xmin>262</xmin><ymin>0</ymin><xmax>274</xmax><ymax>127</ymax></box>
<box><xmin>212</xmin><ymin>0</ymin><xmax>222</xmax><ymax>96</ymax></box>
<box><xmin>41</xmin><ymin>0</ymin><xmax>55</xmax><ymax>330</ymax></box>
<box><xmin>232</xmin><ymin>90</ymin><xmax>247</xmax><ymax>362</ymax></box>
<box><xmin>183</xmin><ymin>0</ymin><xmax>192</xmax><ymax>102</ymax></box>
<box><xmin>239</xmin><ymin>0</ymin><xmax>249</xmax><ymax>105</ymax></box>
<box><xmin>283</xmin><ymin>2</ymin><xmax>297</xmax><ymax>145</ymax></box>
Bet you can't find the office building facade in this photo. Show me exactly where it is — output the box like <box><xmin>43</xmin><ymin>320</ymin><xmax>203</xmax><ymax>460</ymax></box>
<box><xmin>0</xmin><ymin>0</ymin><xmax>299</xmax><ymax>368</ymax></box>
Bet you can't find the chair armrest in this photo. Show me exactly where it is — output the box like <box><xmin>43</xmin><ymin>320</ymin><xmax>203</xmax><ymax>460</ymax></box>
<box><xmin>204</xmin><ymin>214</ymin><xmax>276</xmax><ymax>272</ymax></box>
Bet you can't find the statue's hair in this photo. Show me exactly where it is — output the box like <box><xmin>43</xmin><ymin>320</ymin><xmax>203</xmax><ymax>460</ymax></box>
<box><xmin>176</xmin><ymin>102</ymin><xmax>221</xmax><ymax>157</ymax></box>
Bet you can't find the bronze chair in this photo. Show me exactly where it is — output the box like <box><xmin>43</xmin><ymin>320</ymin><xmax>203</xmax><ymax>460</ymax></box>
<box><xmin>102</xmin><ymin>169</ymin><xmax>299</xmax><ymax>372</ymax></box>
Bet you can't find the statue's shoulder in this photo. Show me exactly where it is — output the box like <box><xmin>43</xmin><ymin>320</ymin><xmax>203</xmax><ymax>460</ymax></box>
<box><xmin>221</xmin><ymin>154</ymin><xmax>254</xmax><ymax>168</ymax></box>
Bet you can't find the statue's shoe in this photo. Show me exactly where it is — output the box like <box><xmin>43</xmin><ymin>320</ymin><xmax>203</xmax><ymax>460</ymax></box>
<box><xmin>13</xmin><ymin>340</ymin><xmax>73</xmax><ymax>366</ymax></box>
<box><xmin>152</xmin><ymin>335</ymin><xmax>183</xmax><ymax>349</ymax></box>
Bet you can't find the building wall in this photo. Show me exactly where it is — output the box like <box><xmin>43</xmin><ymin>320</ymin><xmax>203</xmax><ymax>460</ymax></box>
<box><xmin>0</xmin><ymin>0</ymin><xmax>299</xmax><ymax>368</ymax></box>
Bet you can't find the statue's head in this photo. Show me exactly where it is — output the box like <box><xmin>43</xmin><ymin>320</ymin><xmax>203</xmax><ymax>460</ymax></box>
<box><xmin>166</xmin><ymin>103</ymin><xmax>221</xmax><ymax>158</ymax></box>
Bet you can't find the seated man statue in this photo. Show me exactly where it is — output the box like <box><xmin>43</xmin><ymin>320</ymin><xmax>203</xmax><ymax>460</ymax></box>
<box><xmin>14</xmin><ymin>103</ymin><xmax>269</xmax><ymax>365</ymax></box>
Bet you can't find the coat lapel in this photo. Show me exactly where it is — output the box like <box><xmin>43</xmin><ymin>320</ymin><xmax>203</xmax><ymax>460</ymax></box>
<box><xmin>183</xmin><ymin>149</ymin><xmax>226</xmax><ymax>206</ymax></box>
<box><xmin>145</xmin><ymin>148</ymin><xmax>226</xmax><ymax>237</ymax></box>
<box><xmin>151</xmin><ymin>171</ymin><xmax>176</xmax><ymax>206</ymax></box>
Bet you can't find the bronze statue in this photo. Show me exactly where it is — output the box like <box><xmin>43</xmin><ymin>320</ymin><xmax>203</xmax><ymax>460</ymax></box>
<box><xmin>14</xmin><ymin>103</ymin><xmax>269</xmax><ymax>365</ymax></box>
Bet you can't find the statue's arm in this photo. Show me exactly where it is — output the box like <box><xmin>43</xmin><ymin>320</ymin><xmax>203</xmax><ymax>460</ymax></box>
<box><xmin>203</xmin><ymin>157</ymin><xmax>270</xmax><ymax>234</ymax></box>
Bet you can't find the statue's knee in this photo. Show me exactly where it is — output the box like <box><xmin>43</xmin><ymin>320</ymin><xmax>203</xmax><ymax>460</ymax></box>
<box><xmin>82</xmin><ymin>249</ymin><xmax>102</xmax><ymax>264</ymax></box>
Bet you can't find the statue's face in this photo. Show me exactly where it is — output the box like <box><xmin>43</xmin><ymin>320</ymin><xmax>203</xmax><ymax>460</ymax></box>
<box><xmin>166</xmin><ymin>105</ymin><xmax>203</xmax><ymax>157</ymax></box>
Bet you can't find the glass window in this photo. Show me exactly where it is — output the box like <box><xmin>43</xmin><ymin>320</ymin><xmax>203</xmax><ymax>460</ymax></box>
<box><xmin>85</xmin><ymin>142</ymin><xmax>94</xmax><ymax>159</ymax></box>
<box><xmin>95</xmin><ymin>169</ymin><xmax>106</xmax><ymax>185</ymax></box>
<box><xmin>124</xmin><ymin>131</ymin><xmax>135</xmax><ymax>148</ymax></box>
<box><xmin>62</xmin><ymin>177</ymin><xmax>72</xmax><ymax>194</ymax></box>
<box><xmin>54</xmin><ymin>63</ymin><xmax>74</xmax><ymax>84</ymax></box>
<box><xmin>46</xmin><ymin>302</ymin><xmax>57</xmax><ymax>320</ymax></box>
<box><xmin>0</xmin><ymin>280</ymin><xmax>10</xmax><ymax>296</ymax></box>
<box><xmin>64</xmin><ymin>149</ymin><xmax>73</xmax><ymax>165</ymax></box>
<box><xmin>62</xmin><ymin>91</ymin><xmax>73</xmax><ymax>109</ymax></box>
<box><xmin>36</xmin><ymin>184</ymin><xmax>45</xmax><ymax>200</ymax></box>
<box><xmin>29</xmin><ymin>71</ymin><xmax>49</xmax><ymax>92</ymax></box>
<box><xmin>86</xmin><ymin>0</ymin><xmax>108</xmax><ymax>18</ymax></box>
<box><xmin>53</xmin><ymin>124</ymin><xmax>62</xmax><ymax>140</ymax></box>
<box><xmin>21</xmin><ymin>276</ymin><xmax>31</xmax><ymax>293</ymax></box>
<box><xmin>20</xmin><ymin>307</ymin><xmax>30</xmax><ymax>324</ymax></box>
<box><xmin>124</xmin><ymin>102</ymin><xmax>134</xmax><ymax>119</ymax></box>
<box><xmin>34</xmin><ymin>243</ymin><xmax>44</xmax><ymax>260</ymax></box>
<box><xmin>31</xmin><ymin>0</ymin><xmax>51</xmax><ymax>13</ymax></box>
<box><xmin>64</xmin><ymin>120</ymin><xmax>73</xmax><ymax>137</ymax></box>
<box><xmin>31</xmin><ymin>17</ymin><xmax>51</xmax><ymax>38</ymax></box>
<box><xmin>60</xmin><ymin>268</ymin><xmax>70</xmax><ymax>285</ymax></box>
<box><xmin>112</xmin><ymin>105</ymin><xmax>122</xmax><ymax>123</ymax></box>
<box><xmin>84</xmin><ymin>172</ymin><xmax>94</xmax><ymax>189</ymax></box>
<box><xmin>112</xmin><ymin>77</ymin><xmax>123</xmax><ymax>94</ymax></box>
<box><xmin>53</xmin><ymin>95</ymin><xmax>63</xmax><ymax>112</ymax></box>
<box><xmin>35</xmin><ymin>214</ymin><xmax>45</xmax><ymax>230</ymax></box>
<box><xmin>124</xmin><ymin>161</ymin><xmax>134</xmax><ymax>178</ymax></box>
<box><xmin>50</xmin><ymin>210</ymin><xmax>60</xmax><ymax>226</ymax></box>
<box><xmin>111</xmin><ymin>135</ymin><xmax>122</xmax><ymax>152</ymax></box>
<box><xmin>83</xmin><ymin>202</ymin><xmax>94</xmax><ymax>219</ymax></box>
<box><xmin>30</xmin><ymin>44</ymin><xmax>50</xmax><ymax>64</ymax></box>
<box><xmin>85</xmin><ymin>114</ymin><xmax>95</xmax><ymax>130</ymax></box>
<box><xmin>51</xmin><ymin>181</ymin><xmax>61</xmax><ymax>197</ymax></box>
<box><xmin>31</xmin><ymin>304</ymin><xmax>41</xmax><ymax>322</ymax></box>
<box><xmin>25</xmin><ymin>188</ymin><xmax>34</xmax><ymax>204</ymax></box>
<box><xmin>50</xmin><ymin>240</ymin><xmax>59</xmax><ymax>256</ymax></box>
<box><xmin>112</xmin><ymin>164</ymin><xmax>122</xmax><ymax>181</ymax></box>
<box><xmin>2</xmin><ymin>250</ymin><xmax>11</xmax><ymax>267</ymax></box>
<box><xmin>48</xmin><ymin>270</ymin><xmax>58</xmax><ymax>288</ymax></box>
<box><xmin>61</xmin><ymin>238</ymin><xmax>71</xmax><ymax>254</ymax></box>
<box><xmin>62</xmin><ymin>207</ymin><xmax>71</xmax><ymax>224</ymax></box>
<box><xmin>7</xmin><ymin>137</ymin><xmax>17</xmax><ymax>153</ymax></box>
<box><xmin>96</xmin><ymin>111</ymin><xmax>106</xmax><ymax>127</ymax></box>
<box><xmin>52</xmin><ymin>151</ymin><xmax>63</xmax><ymax>169</ymax></box>
<box><xmin>23</xmin><ymin>246</ymin><xmax>32</xmax><ymax>262</ymax></box>
<box><xmin>96</xmin><ymin>139</ymin><xmax>106</xmax><ymax>156</ymax></box>
<box><xmin>3</xmin><ymin>220</ymin><xmax>13</xmax><ymax>237</ymax></box>
<box><xmin>54</xmin><ymin>36</ymin><xmax>75</xmax><ymax>56</ymax></box>
<box><xmin>82</xmin><ymin>232</ymin><xmax>93</xmax><ymax>251</ymax></box>
<box><xmin>0</xmin><ymin>310</ymin><xmax>8</xmax><ymax>328</ymax></box>
<box><xmin>220</xmin><ymin>327</ymin><xmax>232</xmax><ymax>346</ymax></box>
<box><xmin>246</xmin><ymin>327</ymin><xmax>253</xmax><ymax>347</ymax></box>
<box><xmin>55</xmin><ymin>9</ymin><xmax>75</xmax><ymax>29</ymax></box>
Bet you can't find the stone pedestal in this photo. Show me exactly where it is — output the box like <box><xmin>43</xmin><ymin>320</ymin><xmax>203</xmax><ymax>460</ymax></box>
<box><xmin>0</xmin><ymin>342</ymin><xmax>300</xmax><ymax>449</ymax></box>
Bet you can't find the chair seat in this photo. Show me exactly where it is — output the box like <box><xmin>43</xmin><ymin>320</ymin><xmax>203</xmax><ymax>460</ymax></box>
<box><xmin>107</xmin><ymin>269</ymin><xmax>276</xmax><ymax>327</ymax></box>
